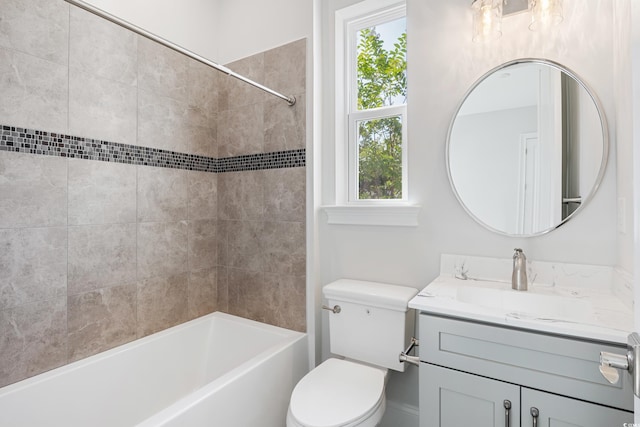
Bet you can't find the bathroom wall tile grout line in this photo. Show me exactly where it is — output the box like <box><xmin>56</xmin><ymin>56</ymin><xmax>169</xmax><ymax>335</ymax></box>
<box><xmin>0</xmin><ymin>124</ymin><xmax>305</xmax><ymax>173</ymax></box>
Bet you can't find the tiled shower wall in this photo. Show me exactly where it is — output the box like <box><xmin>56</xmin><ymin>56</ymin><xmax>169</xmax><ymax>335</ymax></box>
<box><xmin>0</xmin><ymin>0</ymin><xmax>306</xmax><ymax>387</ymax></box>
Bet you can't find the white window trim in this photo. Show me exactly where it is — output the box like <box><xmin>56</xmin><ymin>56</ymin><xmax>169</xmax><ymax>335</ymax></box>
<box><xmin>326</xmin><ymin>0</ymin><xmax>419</xmax><ymax>226</ymax></box>
<box><xmin>323</xmin><ymin>204</ymin><xmax>420</xmax><ymax>227</ymax></box>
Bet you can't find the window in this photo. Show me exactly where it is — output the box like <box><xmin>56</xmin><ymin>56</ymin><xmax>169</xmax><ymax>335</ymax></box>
<box><xmin>345</xmin><ymin>5</ymin><xmax>407</xmax><ymax>203</ymax></box>
<box><xmin>327</xmin><ymin>1</ymin><xmax>417</xmax><ymax>226</ymax></box>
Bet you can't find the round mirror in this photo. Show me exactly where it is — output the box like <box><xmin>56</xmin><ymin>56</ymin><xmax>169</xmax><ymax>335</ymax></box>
<box><xmin>446</xmin><ymin>59</ymin><xmax>608</xmax><ymax>237</ymax></box>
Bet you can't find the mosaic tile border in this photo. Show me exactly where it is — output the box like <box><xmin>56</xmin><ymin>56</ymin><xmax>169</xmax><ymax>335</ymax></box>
<box><xmin>0</xmin><ymin>125</ymin><xmax>305</xmax><ymax>173</ymax></box>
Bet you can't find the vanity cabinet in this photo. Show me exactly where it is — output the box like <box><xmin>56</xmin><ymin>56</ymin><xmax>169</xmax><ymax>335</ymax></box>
<box><xmin>521</xmin><ymin>388</ymin><xmax>631</xmax><ymax>427</ymax></box>
<box><xmin>418</xmin><ymin>314</ymin><xmax>633</xmax><ymax>427</ymax></box>
<box><xmin>421</xmin><ymin>363</ymin><xmax>520</xmax><ymax>427</ymax></box>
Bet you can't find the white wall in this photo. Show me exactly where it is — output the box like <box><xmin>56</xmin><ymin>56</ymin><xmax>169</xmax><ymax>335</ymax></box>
<box><xmin>614</xmin><ymin>0</ymin><xmax>640</xmax><ymax>418</ymax></box>
<box><xmin>318</xmin><ymin>0</ymin><xmax>620</xmax><ymax>421</ymax></box>
<box><xmin>614</xmin><ymin>0</ymin><xmax>635</xmax><ymax>275</ymax></box>
<box><xmin>81</xmin><ymin>0</ymin><xmax>220</xmax><ymax>62</ymax></box>
<box><xmin>215</xmin><ymin>0</ymin><xmax>314</xmax><ymax>64</ymax></box>
<box><xmin>81</xmin><ymin>0</ymin><xmax>314</xmax><ymax>65</ymax></box>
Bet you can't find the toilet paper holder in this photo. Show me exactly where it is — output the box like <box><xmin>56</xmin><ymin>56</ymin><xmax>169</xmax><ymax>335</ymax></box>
<box><xmin>599</xmin><ymin>332</ymin><xmax>640</xmax><ymax>397</ymax></box>
<box><xmin>399</xmin><ymin>337</ymin><xmax>420</xmax><ymax>366</ymax></box>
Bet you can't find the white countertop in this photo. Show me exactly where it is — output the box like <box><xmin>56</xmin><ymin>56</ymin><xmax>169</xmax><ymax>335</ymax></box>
<box><xmin>409</xmin><ymin>274</ymin><xmax>633</xmax><ymax>345</ymax></box>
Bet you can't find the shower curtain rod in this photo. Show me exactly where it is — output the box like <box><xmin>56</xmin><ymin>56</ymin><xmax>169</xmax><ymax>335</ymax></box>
<box><xmin>64</xmin><ymin>0</ymin><xmax>297</xmax><ymax>106</ymax></box>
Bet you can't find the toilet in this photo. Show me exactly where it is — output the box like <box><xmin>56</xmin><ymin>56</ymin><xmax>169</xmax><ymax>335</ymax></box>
<box><xmin>287</xmin><ymin>279</ymin><xmax>418</xmax><ymax>427</ymax></box>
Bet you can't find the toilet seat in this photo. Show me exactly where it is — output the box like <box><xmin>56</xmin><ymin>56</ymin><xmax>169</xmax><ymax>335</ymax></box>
<box><xmin>287</xmin><ymin>358</ymin><xmax>386</xmax><ymax>427</ymax></box>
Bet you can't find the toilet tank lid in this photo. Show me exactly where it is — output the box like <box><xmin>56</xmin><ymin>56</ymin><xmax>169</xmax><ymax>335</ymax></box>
<box><xmin>323</xmin><ymin>279</ymin><xmax>418</xmax><ymax>311</ymax></box>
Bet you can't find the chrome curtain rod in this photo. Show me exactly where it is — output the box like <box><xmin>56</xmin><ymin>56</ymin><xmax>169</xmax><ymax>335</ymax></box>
<box><xmin>64</xmin><ymin>0</ymin><xmax>296</xmax><ymax>106</ymax></box>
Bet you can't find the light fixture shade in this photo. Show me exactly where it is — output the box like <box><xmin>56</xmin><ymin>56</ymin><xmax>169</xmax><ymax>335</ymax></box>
<box><xmin>472</xmin><ymin>0</ymin><xmax>503</xmax><ymax>42</ymax></box>
<box><xmin>528</xmin><ymin>0</ymin><xmax>563</xmax><ymax>31</ymax></box>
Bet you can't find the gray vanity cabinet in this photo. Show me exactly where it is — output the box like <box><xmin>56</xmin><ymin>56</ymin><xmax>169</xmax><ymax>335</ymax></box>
<box><xmin>521</xmin><ymin>388</ymin><xmax>632</xmax><ymax>427</ymax></box>
<box><xmin>418</xmin><ymin>313</ymin><xmax>633</xmax><ymax>427</ymax></box>
<box><xmin>421</xmin><ymin>363</ymin><xmax>521</xmax><ymax>427</ymax></box>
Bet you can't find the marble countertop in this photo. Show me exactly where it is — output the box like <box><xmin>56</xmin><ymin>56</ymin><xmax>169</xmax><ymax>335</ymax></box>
<box><xmin>409</xmin><ymin>274</ymin><xmax>633</xmax><ymax>345</ymax></box>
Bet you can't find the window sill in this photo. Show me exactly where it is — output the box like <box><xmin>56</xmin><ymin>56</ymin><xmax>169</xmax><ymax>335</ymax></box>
<box><xmin>322</xmin><ymin>204</ymin><xmax>420</xmax><ymax>227</ymax></box>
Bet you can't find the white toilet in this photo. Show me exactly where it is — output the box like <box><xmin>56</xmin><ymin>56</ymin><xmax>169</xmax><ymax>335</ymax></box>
<box><xmin>287</xmin><ymin>279</ymin><xmax>418</xmax><ymax>427</ymax></box>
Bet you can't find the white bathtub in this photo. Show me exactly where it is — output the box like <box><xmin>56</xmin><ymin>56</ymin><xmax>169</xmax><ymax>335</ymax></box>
<box><xmin>0</xmin><ymin>312</ymin><xmax>308</xmax><ymax>427</ymax></box>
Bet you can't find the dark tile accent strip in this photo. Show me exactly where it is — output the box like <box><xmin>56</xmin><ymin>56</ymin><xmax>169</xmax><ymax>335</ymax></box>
<box><xmin>218</xmin><ymin>150</ymin><xmax>306</xmax><ymax>172</ymax></box>
<box><xmin>0</xmin><ymin>125</ymin><xmax>305</xmax><ymax>172</ymax></box>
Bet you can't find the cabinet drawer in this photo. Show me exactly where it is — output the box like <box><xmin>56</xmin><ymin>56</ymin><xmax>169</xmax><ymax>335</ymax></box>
<box><xmin>419</xmin><ymin>314</ymin><xmax>633</xmax><ymax>411</ymax></box>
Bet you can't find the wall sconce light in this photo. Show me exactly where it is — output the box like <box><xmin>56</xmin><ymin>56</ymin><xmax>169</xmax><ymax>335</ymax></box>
<box><xmin>529</xmin><ymin>0</ymin><xmax>563</xmax><ymax>30</ymax></box>
<box><xmin>472</xmin><ymin>0</ymin><xmax>503</xmax><ymax>43</ymax></box>
<box><xmin>472</xmin><ymin>0</ymin><xmax>563</xmax><ymax>42</ymax></box>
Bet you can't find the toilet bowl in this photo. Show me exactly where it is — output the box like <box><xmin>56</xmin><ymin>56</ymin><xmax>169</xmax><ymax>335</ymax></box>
<box><xmin>286</xmin><ymin>358</ymin><xmax>387</xmax><ymax>427</ymax></box>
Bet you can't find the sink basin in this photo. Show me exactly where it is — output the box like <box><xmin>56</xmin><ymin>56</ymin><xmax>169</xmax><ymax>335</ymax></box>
<box><xmin>456</xmin><ymin>285</ymin><xmax>594</xmax><ymax>323</ymax></box>
<box><xmin>409</xmin><ymin>273</ymin><xmax>633</xmax><ymax>344</ymax></box>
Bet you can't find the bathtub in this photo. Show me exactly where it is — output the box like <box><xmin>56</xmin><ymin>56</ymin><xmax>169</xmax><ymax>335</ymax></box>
<box><xmin>0</xmin><ymin>312</ymin><xmax>308</xmax><ymax>427</ymax></box>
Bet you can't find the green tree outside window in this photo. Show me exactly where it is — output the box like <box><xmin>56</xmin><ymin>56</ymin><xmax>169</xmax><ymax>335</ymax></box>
<box><xmin>356</xmin><ymin>24</ymin><xmax>407</xmax><ymax>200</ymax></box>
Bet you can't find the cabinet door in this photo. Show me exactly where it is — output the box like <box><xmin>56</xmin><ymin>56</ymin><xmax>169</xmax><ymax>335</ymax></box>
<box><xmin>521</xmin><ymin>388</ymin><xmax>632</xmax><ymax>427</ymax></box>
<box><xmin>420</xmin><ymin>363</ymin><xmax>520</xmax><ymax>427</ymax></box>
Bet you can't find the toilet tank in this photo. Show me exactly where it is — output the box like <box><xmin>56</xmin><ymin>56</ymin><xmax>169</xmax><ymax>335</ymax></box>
<box><xmin>323</xmin><ymin>279</ymin><xmax>418</xmax><ymax>372</ymax></box>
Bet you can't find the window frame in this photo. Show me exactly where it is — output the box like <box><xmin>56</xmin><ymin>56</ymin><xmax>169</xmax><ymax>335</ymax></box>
<box><xmin>348</xmin><ymin>106</ymin><xmax>408</xmax><ymax>203</ymax></box>
<box><xmin>340</xmin><ymin>2</ymin><xmax>408</xmax><ymax>205</ymax></box>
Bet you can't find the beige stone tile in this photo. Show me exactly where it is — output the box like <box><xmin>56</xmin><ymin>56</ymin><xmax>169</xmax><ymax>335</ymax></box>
<box><xmin>184</xmin><ymin>123</ymin><xmax>217</xmax><ymax>158</ymax></box>
<box><xmin>0</xmin><ymin>297</ymin><xmax>67</xmax><ymax>387</ymax></box>
<box><xmin>263</xmin><ymin>221</ymin><xmax>305</xmax><ymax>276</ymax></box>
<box><xmin>0</xmin><ymin>227</ymin><xmax>67</xmax><ymax>310</ymax></box>
<box><xmin>216</xmin><ymin>220</ymin><xmax>229</xmax><ymax>267</ymax></box>
<box><xmin>69</xmin><ymin>6</ymin><xmax>137</xmax><ymax>85</ymax></box>
<box><xmin>187</xmin><ymin>171</ymin><xmax>217</xmax><ymax>221</ymax></box>
<box><xmin>226</xmin><ymin>268</ymin><xmax>264</xmax><ymax>322</ymax></box>
<box><xmin>137</xmin><ymin>166</ymin><xmax>188</xmax><ymax>222</ymax></box>
<box><xmin>264</xmin><ymin>92</ymin><xmax>306</xmax><ymax>152</ymax></box>
<box><xmin>136</xmin><ymin>89</ymin><xmax>184</xmax><ymax>152</ymax></box>
<box><xmin>222</xmin><ymin>220</ymin><xmax>264</xmax><ymax>273</ymax></box>
<box><xmin>67</xmin><ymin>285</ymin><xmax>136</xmax><ymax>362</ymax></box>
<box><xmin>263</xmin><ymin>273</ymin><xmax>306</xmax><ymax>332</ymax></box>
<box><xmin>228</xmin><ymin>270</ymin><xmax>306</xmax><ymax>332</ymax></box>
<box><xmin>187</xmin><ymin>60</ymin><xmax>219</xmax><ymax>120</ymax></box>
<box><xmin>0</xmin><ymin>151</ymin><xmax>67</xmax><ymax>228</ymax></box>
<box><xmin>264</xmin><ymin>38</ymin><xmax>306</xmax><ymax>96</ymax></box>
<box><xmin>68</xmin><ymin>224</ymin><xmax>137</xmax><ymax>295</ymax></box>
<box><xmin>137</xmin><ymin>89</ymin><xmax>210</xmax><ymax>153</ymax></box>
<box><xmin>219</xmin><ymin>53</ymin><xmax>266</xmax><ymax>111</ymax></box>
<box><xmin>137</xmin><ymin>222</ymin><xmax>188</xmax><ymax>280</ymax></box>
<box><xmin>217</xmin><ymin>104</ymin><xmax>264</xmax><ymax>157</ymax></box>
<box><xmin>68</xmin><ymin>159</ymin><xmax>137</xmax><ymax>226</ymax></box>
<box><xmin>216</xmin><ymin>266</ymin><xmax>229</xmax><ymax>313</ymax></box>
<box><xmin>137</xmin><ymin>273</ymin><xmax>189</xmax><ymax>337</ymax></box>
<box><xmin>188</xmin><ymin>268</ymin><xmax>218</xmax><ymax>319</ymax></box>
<box><xmin>188</xmin><ymin>220</ymin><xmax>217</xmax><ymax>272</ymax></box>
<box><xmin>218</xmin><ymin>170</ymin><xmax>264</xmax><ymax>220</ymax></box>
<box><xmin>0</xmin><ymin>47</ymin><xmax>68</xmax><ymax>133</ymax></box>
<box><xmin>138</xmin><ymin>36</ymin><xmax>189</xmax><ymax>102</ymax></box>
<box><xmin>69</xmin><ymin>70</ymin><xmax>137</xmax><ymax>145</ymax></box>
<box><xmin>263</xmin><ymin>167</ymin><xmax>306</xmax><ymax>222</ymax></box>
<box><xmin>0</xmin><ymin>0</ymin><xmax>69</xmax><ymax>66</ymax></box>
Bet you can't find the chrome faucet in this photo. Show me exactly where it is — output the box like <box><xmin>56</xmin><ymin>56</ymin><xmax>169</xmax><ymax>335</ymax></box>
<box><xmin>512</xmin><ymin>248</ymin><xmax>528</xmax><ymax>291</ymax></box>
